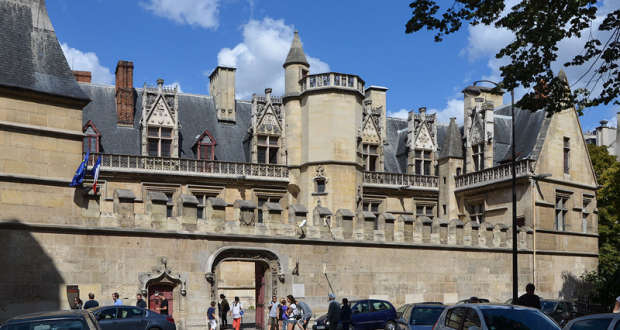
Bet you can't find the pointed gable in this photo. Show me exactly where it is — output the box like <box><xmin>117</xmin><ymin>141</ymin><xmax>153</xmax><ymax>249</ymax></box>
<box><xmin>284</xmin><ymin>31</ymin><xmax>310</xmax><ymax>67</ymax></box>
<box><xmin>439</xmin><ymin>118</ymin><xmax>463</xmax><ymax>159</ymax></box>
<box><xmin>362</xmin><ymin>117</ymin><xmax>381</xmax><ymax>144</ymax></box>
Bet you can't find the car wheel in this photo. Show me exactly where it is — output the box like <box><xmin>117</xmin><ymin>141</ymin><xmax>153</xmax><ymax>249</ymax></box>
<box><xmin>150</xmin><ymin>327</ymin><xmax>162</xmax><ymax>330</ymax></box>
<box><xmin>384</xmin><ymin>321</ymin><xmax>396</xmax><ymax>330</ymax></box>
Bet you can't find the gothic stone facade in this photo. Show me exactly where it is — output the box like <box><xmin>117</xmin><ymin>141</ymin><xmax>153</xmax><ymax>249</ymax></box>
<box><xmin>0</xmin><ymin>1</ymin><xmax>598</xmax><ymax>328</ymax></box>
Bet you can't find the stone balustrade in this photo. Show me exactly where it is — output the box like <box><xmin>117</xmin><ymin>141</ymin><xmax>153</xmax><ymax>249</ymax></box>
<box><xmin>86</xmin><ymin>153</ymin><xmax>289</xmax><ymax>180</ymax></box>
<box><xmin>299</xmin><ymin>72</ymin><xmax>365</xmax><ymax>94</ymax></box>
<box><xmin>454</xmin><ymin>159</ymin><xmax>535</xmax><ymax>189</ymax></box>
<box><xmin>363</xmin><ymin>171</ymin><xmax>439</xmax><ymax>188</ymax></box>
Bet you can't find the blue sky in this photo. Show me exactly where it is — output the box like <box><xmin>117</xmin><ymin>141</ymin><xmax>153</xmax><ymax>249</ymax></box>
<box><xmin>49</xmin><ymin>0</ymin><xmax>619</xmax><ymax>132</ymax></box>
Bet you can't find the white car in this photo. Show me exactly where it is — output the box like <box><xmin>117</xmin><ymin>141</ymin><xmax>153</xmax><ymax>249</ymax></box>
<box><xmin>433</xmin><ymin>303</ymin><xmax>561</xmax><ymax>330</ymax></box>
<box><xmin>564</xmin><ymin>313</ymin><xmax>620</xmax><ymax>329</ymax></box>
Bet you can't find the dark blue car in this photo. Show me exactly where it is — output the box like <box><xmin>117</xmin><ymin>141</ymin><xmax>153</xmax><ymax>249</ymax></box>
<box><xmin>312</xmin><ymin>299</ymin><xmax>398</xmax><ymax>330</ymax></box>
<box><xmin>395</xmin><ymin>303</ymin><xmax>446</xmax><ymax>330</ymax></box>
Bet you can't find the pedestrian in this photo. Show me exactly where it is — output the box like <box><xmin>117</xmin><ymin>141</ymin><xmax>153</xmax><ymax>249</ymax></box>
<box><xmin>112</xmin><ymin>293</ymin><xmax>123</xmax><ymax>306</ymax></box>
<box><xmin>83</xmin><ymin>293</ymin><xmax>99</xmax><ymax>309</ymax></box>
<box><xmin>286</xmin><ymin>295</ymin><xmax>303</xmax><ymax>330</ymax></box>
<box><xmin>469</xmin><ymin>297</ymin><xmax>479</xmax><ymax>304</ymax></box>
<box><xmin>157</xmin><ymin>293</ymin><xmax>170</xmax><ymax>315</ymax></box>
<box><xmin>340</xmin><ymin>298</ymin><xmax>351</xmax><ymax>330</ymax></box>
<box><xmin>296</xmin><ymin>300</ymin><xmax>312</xmax><ymax>330</ymax></box>
<box><xmin>221</xmin><ymin>294</ymin><xmax>230</xmax><ymax>328</ymax></box>
<box><xmin>614</xmin><ymin>296</ymin><xmax>620</xmax><ymax>313</ymax></box>
<box><xmin>230</xmin><ymin>296</ymin><xmax>243</xmax><ymax>330</ymax></box>
<box><xmin>136</xmin><ymin>294</ymin><xmax>147</xmax><ymax>308</ymax></box>
<box><xmin>207</xmin><ymin>301</ymin><xmax>218</xmax><ymax>330</ymax></box>
<box><xmin>268</xmin><ymin>295</ymin><xmax>281</xmax><ymax>330</ymax></box>
<box><xmin>74</xmin><ymin>298</ymin><xmax>83</xmax><ymax>309</ymax></box>
<box><xmin>279</xmin><ymin>298</ymin><xmax>288</xmax><ymax>330</ymax></box>
<box><xmin>516</xmin><ymin>283</ymin><xmax>541</xmax><ymax>309</ymax></box>
<box><xmin>325</xmin><ymin>294</ymin><xmax>340</xmax><ymax>330</ymax></box>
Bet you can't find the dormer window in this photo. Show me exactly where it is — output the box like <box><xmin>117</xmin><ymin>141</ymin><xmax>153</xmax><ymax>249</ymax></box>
<box><xmin>257</xmin><ymin>135</ymin><xmax>279</xmax><ymax>164</ymax></box>
<box><xmin>197</xmin><ymin>130</ymin><xmax>217</xmax><ymax>160</ymax></box>
<box><xmin>414</xmin><ymin>149</ymin><xmax>432</xmax><ymax>175</ymax></box>
<box><xmin>472</xmin><ymin>144</ymin><xmax>484</xmax><ymax>171</ymax></box>
<box><xmin>362</xmin><ymin>143</ymin><xmax>379</xmax><ymax>171</ymax></box>
<box><xmin>148</xmin><ymin>127</ymin><xmax>172</xmax><ymax>157</ymax></box>
<box><xmin>82</xmin><ymin>120</ymin><xmax>101</xmax><ymax>153</ymax></box>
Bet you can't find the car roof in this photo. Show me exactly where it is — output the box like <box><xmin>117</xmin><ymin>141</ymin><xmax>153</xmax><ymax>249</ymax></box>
<box><xmin>541</xmin><ymin>299</ymin><xmax>562</xmax><ymax>302</ymax></box>
<box><xmin>88</xmin><ymin>305</ymin><xmax>148</xmax><ymax>311</ymax></box>
<box><xmin>406</xmin><ymin>303</ymin><xmax>445</xmax><ymax>308</ymax></box>
<box><xmin>453</xmin><ymin>303</ymin><xmax>540</xmax><ymax>311</ymax></box>
<box><xmin>570</xmin><ymin>313</ymin><xmax>620</xmax><ymax>320</ymax></box>
<box><xmin>5</xmin><ymin>310</ymin><xmax>90</xmax><ymax>323</ymax></box>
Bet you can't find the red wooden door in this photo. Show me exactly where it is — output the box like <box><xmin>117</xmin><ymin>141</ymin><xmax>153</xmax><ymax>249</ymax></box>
<box><xmin>255</xmin><ymin>264</ymin><xmax>266</xmax><ymax>329</ymax></box>
<box><xmin>148</xmin><ymin>285</ymin><xmax>174</xmax><ymax>316</ymax></box>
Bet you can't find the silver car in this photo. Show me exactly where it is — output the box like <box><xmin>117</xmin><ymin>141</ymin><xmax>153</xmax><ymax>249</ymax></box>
<box><xmin>564</xmin><ymin>313</ymin><xmax>620</xmax><ymax>329</ymax></box>
<box><xmin>433</xmin><ymin>303</ymin><xmax>561</xmax><ymax>330</ymax></box>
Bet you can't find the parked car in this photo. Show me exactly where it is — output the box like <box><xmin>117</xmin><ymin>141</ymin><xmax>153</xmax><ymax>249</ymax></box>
<box><xmin>0</xmin><ymin>309</ymin><xmax>101</xmax><ymax>330</ymax></box>
<box><xmin>540</xmin><ymin>299</ymin><xmax>578</xmax><ymax>326</ymax></box>
<box><xmin>312</xmin><ymin>299</ymin><xmax>398</xmax><ymax>330</ymax></box>
<box><xmin>455</xmin><ymin>299</ymin><xmax>490</xmax><ymax>305</ymax></box>
<box><xmin>433</xmin><ymin>303</ymin><xmax>562</xmax><ymax>330</ymax></box>
<box><xmin>564</xmin><ymin>313</ymin><xmax>620</xmax><ymax>329</ymax></box>
<box><xmin>394</xmin><ymin>303</ymin><xmax>446</xmax><ymax>330</ymax></box>
<box><xmin>88</xmin><ymin>306</ymin><xmax>176</xmax><ymax>330</ymax></box>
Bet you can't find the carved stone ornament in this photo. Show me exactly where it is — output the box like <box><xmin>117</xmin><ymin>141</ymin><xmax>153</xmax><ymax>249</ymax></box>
<box><xmin>314</xmin><ymin>165</ymin><xmax>329</xmax><ymax>183</ymax></box>
<box><xmin>139</xmin><ymin>257</ymin><xmax>187</xmax><ymax>296</ymax></box>
<box><xmin>487</xmin><ymin>131</ymin><xmax>493</xmax><ymax>143</ymax></box>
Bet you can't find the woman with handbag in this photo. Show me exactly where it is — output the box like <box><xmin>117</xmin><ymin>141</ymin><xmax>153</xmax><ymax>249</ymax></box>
<box><xmin>286</xmin><ymin>295</ymin><xmax>304</xmax><ymax>330</ymax></box>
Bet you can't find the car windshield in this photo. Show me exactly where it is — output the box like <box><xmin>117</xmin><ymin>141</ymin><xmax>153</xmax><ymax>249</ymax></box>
<box><xmin>410</xmin><ymin>307</ymin><xmax>444</xmax><ymax>326</ymax></box>
<box><xmin>540</xmin><ymin>301</ymin><xmax>558</xmax><ymax>312</ymax></box>
<box><xmin>482</xmin><ymin>309</ymin><xmax>560</xmax><ymax>330</ymax></box>
<box><xmin>3</xmin><ymin>320</ymin><xmax>87</xmax><ymax>330</ymax></box>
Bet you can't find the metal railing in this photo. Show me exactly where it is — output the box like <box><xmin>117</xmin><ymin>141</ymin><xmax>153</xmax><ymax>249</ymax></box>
<box><xmin>363</xmin><ymin>171</ymin><xmax>438</xmax><ymax>188</ymax></box>
<box><xmin>455</xmin><ymin>159</ymin><xmax>535</xmax><ymax>188</ymax></box>
<box><xmin>86</xmin><ymin>153</ymin><xmax>289</xmax><ymax>180</ymax></box>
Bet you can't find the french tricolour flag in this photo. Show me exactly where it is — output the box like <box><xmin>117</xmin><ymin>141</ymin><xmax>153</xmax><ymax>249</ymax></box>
<box><xmin>90</xmin><ymin>155</ymin><xmax>102</xmax><ymax>194</ymax></box>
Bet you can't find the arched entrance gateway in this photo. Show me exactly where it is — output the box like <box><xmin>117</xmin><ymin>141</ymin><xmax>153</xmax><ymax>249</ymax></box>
<box><xmin>205</xmin><ymin>247</ymin><xmax>286</xmax><ymax>329</ymax></box>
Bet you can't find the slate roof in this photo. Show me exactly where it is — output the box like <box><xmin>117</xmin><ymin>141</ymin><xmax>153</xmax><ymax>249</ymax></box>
<box><xmin>439</xmin><ymin>118</ymin><xmax>463</xmax><ymax>159</ymax></box>
<box><xmin>492</xmin><ymin>104</ymin><xmax>549</xmax><ymax>165</ymax></box>
<box><xmin>283</xmin><ymin>31</ymin><xmax>309</xmax><ymax>68</ymax></box>
<box><xmin>0</xmin><ymin>0</ymin><xmax>88</xmax><ymax>101</ymax></box>
<box><xmin>79</xmin><ymin>83</ymin><xmax>252</xmax><ymax>162</ymax></box>
<box><xmin>384</xmin><ymin>117</ymin><xmax>408</xmax><ymax>173</ymax></box>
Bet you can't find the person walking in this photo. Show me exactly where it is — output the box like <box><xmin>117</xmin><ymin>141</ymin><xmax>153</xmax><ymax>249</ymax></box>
<box><xmin>297</xmin><ymin>300</ymin><xmax>312</xmax><ymax>330</ymax></box>
<box><xmin>340</xmin><ymin>298</ymin><xmax>351</xmax><ymax>330</ymax></box>
<box><xmin>83</xmin><ymin>293</ymin><xmax>99</xmax><ymax>309</ymax></box>
<box><xmin>279</xmin><ymin>298</ymin><xmax>288</xmax><ymax>330</ymax></box>
<box><xmin>136</xmin><ymin>294</ymin><xmax>147</xmax><ymax>308</ymax></box>
<box><xmin>207</xmin><ymin>301</ymin><xmax>218</xmax><ymax>330</ymax></box>
<box><xmin>268</xmin><ymin>296</ymin><xmax>281</xmax><ymax>330</ymax></box>
<box><xmin>220</xmin><ymin>294</ymin><xmax>230</xmax><ymax>328</ymax></box>
<box><xmin>325</xmin><ymin>294</ymin><xmax>340</xmax><ymax>330</ymax></box>
<box><xmin>286</xmin><ymin>295</ymin><xmax>303</xmax><ymax>330</ymax></box>
<box><xmin>73</xmin><ymin>298</ymin><xmax>83</xmax><ymax>310</ymax></box>
<box><xmin>516</xmin><ymin>283</ymin><xmax>541</xmax><ymax>309</ymax></box>
<box><xmin>112</xmin><ymin>293</ymin><xmax>123</xmax><ymax>306</ymax></box>
<box><xmin>614</xmin><ymin>296</ymin><xmax>620</xmax><ymax>313</ymax></box>
<box><xmin>230</xmin><ymin>296</ymin><xmax>243</xmax><ymax>330</ymax></box>
<box><xmin>157</xmin><ymin>293</ymin><xmax>170</xmax><ymax>315</ymax></box>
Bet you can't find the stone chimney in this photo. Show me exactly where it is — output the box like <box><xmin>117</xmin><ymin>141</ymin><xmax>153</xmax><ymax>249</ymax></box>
<box><xmin>209</xmin><ymin>66</ymin><xmax>236</xmax><ymax>123</ymax></box>
<box><xmin>115</xmin><ymin>60</ymin><xmax>134</xmax><ymax>126</ymax></box>
<box><xmin>265</xmin><ymin>88</ymin><xmax>272</xmax><ymax>103</ymax></box>
<box><xmin>73</xmin><ymin>71</ymin><xmax>91</xmax><ymax>83</ymax></box>
<box><xmin>157</xmin><ymin>78</ymin><xmax>164</xmax><ymax>94</ymax></box>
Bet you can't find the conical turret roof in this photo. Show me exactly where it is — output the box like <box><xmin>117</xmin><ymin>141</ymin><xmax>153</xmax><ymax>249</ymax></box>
<box><xmin>283</xmin><ymin>31</ymin><xmax>310</xmax><ymax>68</ymax></box>
<box><xmin>439</xmin><ymin>118</ymin><xmax>463</xmax><ymax>159</ymax></box>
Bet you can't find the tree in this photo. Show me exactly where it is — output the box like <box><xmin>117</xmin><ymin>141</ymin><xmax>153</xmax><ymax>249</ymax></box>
<box><xmin>583</xmin><ymin>144</ymin><xmax>620</xmax><ymax>306</ymax></box>
<box><xmin>405</xmin><ymin>0</ymin><xmax>620</xmax><ymax>115</ymax></box>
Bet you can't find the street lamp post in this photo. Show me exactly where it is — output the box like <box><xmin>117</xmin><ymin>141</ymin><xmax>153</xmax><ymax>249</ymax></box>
<box><xmin>465</xmin><ymin>81</ymin><xmax>518</xmax><ymax>303</ymax></box>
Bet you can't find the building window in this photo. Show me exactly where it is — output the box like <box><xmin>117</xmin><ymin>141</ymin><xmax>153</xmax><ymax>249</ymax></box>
<box><xmin>456</xmin><ymin>167</ymin><xmax>462</xmax><ymax>176</ymax></box>
<box><xmin>257</xmin><ymin>135</ymin><xmax>279</xmax><ymax>164</ymax></box>
<box><xmin>564</xmin><ymin>137</ymin><xmax>570</xmax><ymax>174</ymax></box>
<box><xmin>257</xmin><ymin>196</ymin><xmax>280</xmax><ymax>223</ymax></box>
<box><xmin>582</xmin><ymin>198</ymin><xmax>591</xmax><ymax>233</ymax></box>
<box><xmin>414</xmin><ymin>149</ymin><xmax>432</xmax><ymax>175</ymax></box>
<box><xmin>315</xmin><ymin>179</ymin><xmax>326</xmax><ymax>193</ymax></box>
<box><xmin>416</xmin><ymin>205</ymin><xmax>435</xmax><ymax>219</ymax></box>
<box><xmin>469</xmin><ymin>203</ymin><xmax>485</xmax><ymax>223</ymax></box>
<box><xmin>443</xmin><ymin>204</ymin><xmax>447</xmax><ymax>216</ymax></box>
<box><xmin>363</xmin><ymin>201</ymin><xmax>381</xmax><ymax>215</ymax></box>
<box><xmin>148</xmin><ymin>127</ymin><xmax>173</xmax><ymax>157</ymax></box>
<box><xmin>472</xmin><ymin>144</ymin><xmax>484</xmax><ymax>171</ymax></box>
<box><xmin>166</xmin><ymin>193</ymin><xmax>174</xmax><ymax>218</ymax></box>
<box><xmin>197</xmin><ymin>131</ymin><xmax>217</xmax><ymax>160</ymax></box>
<box><xmin>362</xmin><ymin>144</ymin><xmax>380</xmax><ymax>171</ymax></box>
<box><xmin>82</xmin><ymin>121</ymin><xmax>101</xmax><ymax>153</ymax></box>
<box><xmin>556</xmin><ymin>195</ymin><xmax>569</xmax><ymax>231</ymax></box>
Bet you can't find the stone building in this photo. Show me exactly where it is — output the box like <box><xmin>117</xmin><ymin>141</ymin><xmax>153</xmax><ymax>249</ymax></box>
<box><xmin>0</xmin><ymin>1</ymin><xmax>599</xmax><ymax>329</ymax></box>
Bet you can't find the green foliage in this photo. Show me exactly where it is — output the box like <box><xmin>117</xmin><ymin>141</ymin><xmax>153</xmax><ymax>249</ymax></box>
<box><xmin>582</xmin><ymin>145</ymin><xmax>620</xmax><ymax>305</ymax></box>
<box><xmin>405</xmin><ymin>0</ymin><xmax>620</xmax><ymax>116</ymax></box>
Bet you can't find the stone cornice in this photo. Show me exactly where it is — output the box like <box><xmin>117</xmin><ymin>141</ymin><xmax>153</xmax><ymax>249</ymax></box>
<box><xmin>0</xmin><ymin>84</ymin><xmax>90</xmax><ymax>109</ymax></box>
<box><xmin>0</xmin><ymin>173</ymin><xmax>72</xmax><ymax>186</ymax></box>
<box><xmin>0</xmin><ymin>120</ymin><xmax>85</xmax><ymax>140</ymax></box>
<box><xmin>536</xmin><ymin>228</ymin><xmax>599</xmax><ymax>238</ymax></box>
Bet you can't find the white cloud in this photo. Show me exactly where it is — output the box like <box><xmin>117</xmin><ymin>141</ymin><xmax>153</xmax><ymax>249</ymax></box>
<box><xmin>164</xmin><ymin>81</ymin><xmax>183</xmax><ymax>93</ymax></box>
<box><xmin>429</xmin><ymin>98</ymin><xmax>465</xmax><ymax>124</ymax></box>
<box><xmin>60</xmin><ymin>43</ymin><xmax>114</xmax><ymax>85</ymax></box>
<box><xmin>216</xmin><ymin>18</ymin><xmax>330</xmax><ymax>99</ymax></box>
<box><xmin>387</xmin><ymin>108</ymin><xmax>409</xmax><ymax>119</ymax></box>
<box><xmin>140</xmin><ymin>0</ymin><xmax>220</xmax><ymax>30</ymax></box>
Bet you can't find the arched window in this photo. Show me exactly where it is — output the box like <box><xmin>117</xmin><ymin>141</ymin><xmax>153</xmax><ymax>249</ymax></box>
<box><xmin>82</xmin><ymin>120</ymin><xmax>101</xmax><ymax>153</ymax></box>
<box><xmin>196</xmin><ymin>130</ymin><xmax>217</xmax><ymax>160</ymax></box>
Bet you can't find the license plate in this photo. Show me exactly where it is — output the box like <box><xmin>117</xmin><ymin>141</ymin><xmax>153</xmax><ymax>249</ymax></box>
<box><xmin>317</xmin><ymin>326</ymin><xmax>325</xmax><ymax>329</ymax></box>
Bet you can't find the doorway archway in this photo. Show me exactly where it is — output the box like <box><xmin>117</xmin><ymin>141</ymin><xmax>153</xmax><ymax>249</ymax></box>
<box><xmin>205</xmin><ymin>247</ymin><xmax>285</xmax><ymax>329</ymax></box>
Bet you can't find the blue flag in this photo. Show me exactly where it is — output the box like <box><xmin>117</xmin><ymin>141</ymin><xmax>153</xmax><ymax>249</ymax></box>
<box><xmin>70</xmin><ymin>150</ymin><xmax>89</xmax><ymax>187</ymax></box>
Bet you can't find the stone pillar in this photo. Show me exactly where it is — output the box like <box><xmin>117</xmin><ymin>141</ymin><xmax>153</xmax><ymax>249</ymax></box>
<box><xmin>287</xmin><ymin>204</ymin><xmax>308</xmax><ymax>237</ymax></box>
<box><xmin>480</xmin><ymin>222</ymin><xmax>495</xmax><ymax>247</ymax></box>
<box><xmin>399</xmin><ymin>215</ymin><xmax>415</xmax><ymax>243</ymax></box>
<box><xmin>448</xmin><ymin>219</ymin><xmax>465</xmax><ymax>245</ymax></box>
<box><xmin>431</xmin><ymin>218</ymin><xmax>449</xmax><ymax>244</ymax></box>
<box><xmin>205</xmin><ymin>197</ymin><xmax>227</xmax><ymax>232</ymax></box>
<box><xmin>113</xmin><ymin>189</ymin><xmax>136</xmax><ymax>228</ymax></box>
<box><xmin>464</xmin><ymin>220</ymin><xmax>480</xmax><ymax>247</ymax></box>
<box><xmin>312</xmin><ymin>204</ymin><xmax>333</xmax><ymax>239</ymax></box>
<box><xmin>146</xmin><ymin>191</ymin><xmax>169</xmax><ymax>229</ymax></box>
<box><xmin>335</xmin><ymin>209</ymin><xmax>355</xmax><ymax>239</ymax></box>
<box><xmin>233</xmin><ymin>200</ymin><xmax>257</xmax><ymax>235</ymax></box>
<box><xmin>356</xmin><ymin>211</ymin><xmax>376</xmax><ymax>241</ymax></box>
<box><xmin>493</xmin><ymin>223</ymin><xmax>508</xmax><ymax>247</ymax></box>
<box><xmin>263</xmin><ymin>202</ymin><xmax>284</xmax><ymax>225</ymax></box>
<box><xmin>378</xmin><ymin>213</ymin><xmax>396</xmax><ymax>242</ymax></box>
